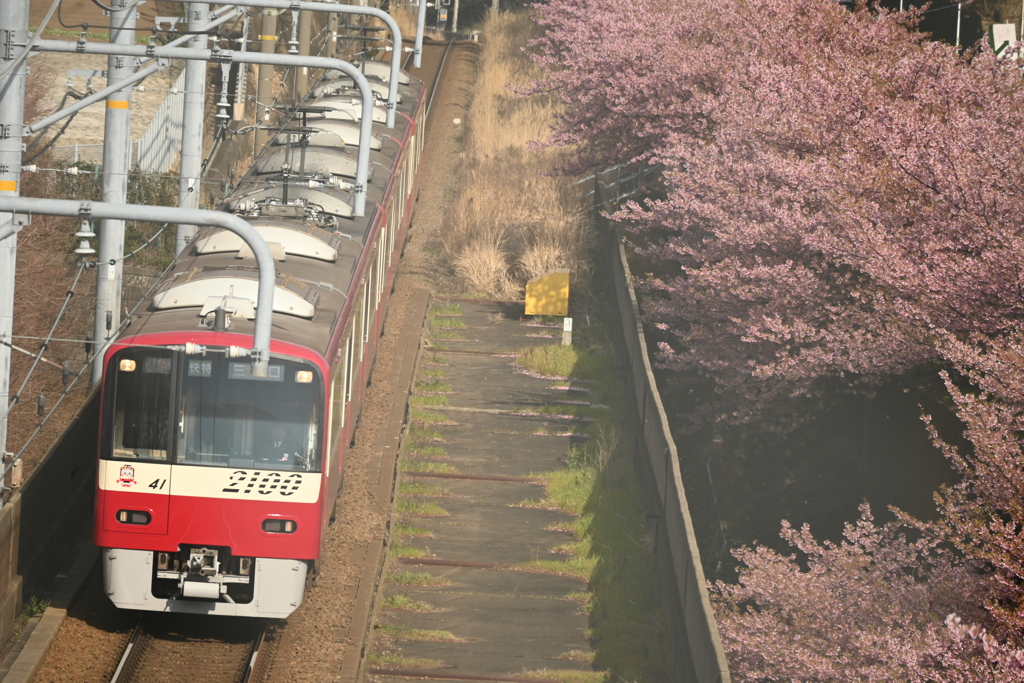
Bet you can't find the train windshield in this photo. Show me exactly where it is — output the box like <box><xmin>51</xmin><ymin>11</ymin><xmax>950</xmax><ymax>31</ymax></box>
<box><xmin>104</xmin><ymin>349</ymin><xmax>323</xmax><ymax>472</ymax></box>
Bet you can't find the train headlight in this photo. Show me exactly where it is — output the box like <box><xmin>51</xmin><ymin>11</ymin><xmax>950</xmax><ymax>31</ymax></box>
<box><xmin>116</xmin><ymin>509</ymin><xmax>151</xmax><ymax>525</ymax></box>
<box><xmin>295</xmin><ymin>370</ymin><xmax>313</xmax><ymax>383</ymax></box>
<box><xmin>262</xmin><ymin>519</ymin><xmax>297</xmax><ymax>533</ymax></box>
<box><xmin>119</xmin><ymin>359</ymin><xmax>137</xmax><ymax>372</ymax></box>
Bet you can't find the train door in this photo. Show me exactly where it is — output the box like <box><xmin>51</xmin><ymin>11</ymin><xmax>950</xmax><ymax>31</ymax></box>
<box><xmin>101</xmin><ymin>348</ymin><xmax>176</xmax><ymax>535</ymax></box>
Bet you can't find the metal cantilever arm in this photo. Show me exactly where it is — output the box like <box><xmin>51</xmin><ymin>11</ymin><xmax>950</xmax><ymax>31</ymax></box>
<box><xmin>0</xmin><ymin>197</ymin><xmax>275</xmax><ymax>377</ymax></box>
<box><xmin>33</xmin><ymin>40</ymin><xmax>375</xmax><ymax>216</ymax></box>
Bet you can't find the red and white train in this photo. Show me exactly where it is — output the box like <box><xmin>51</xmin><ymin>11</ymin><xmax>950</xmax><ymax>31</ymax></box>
<box><xmin>94</xmin><ymin>62</ymin><xmax>426</xmax><ymax>617</ymax></box>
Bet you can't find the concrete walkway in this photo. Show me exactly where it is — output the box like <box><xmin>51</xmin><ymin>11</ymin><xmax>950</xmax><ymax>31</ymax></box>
<box><xmin>367</xmin><ymin>299</ymin><xmax>595</xmax><ymax>683</ymax></box>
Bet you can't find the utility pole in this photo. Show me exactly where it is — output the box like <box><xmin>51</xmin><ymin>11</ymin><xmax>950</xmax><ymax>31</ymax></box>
<box><xmin>0</xmin><ymin>0</ymin><xmax>29</xmax><ymax>478</ymax></box>
<box><xmin>453</xmin><ymin>0</ymin><xmax>460</xmax><ymax>34</ymax></box>
<box><xmin>254</xmin><ymin>10</ymin><xmax>279</xmax><ymax>152</ymax></box>
<box><xmin>175</xmin><ymin>2</ymin><xmax>211</xmax><ymax>256</ymax></box>
<box><xmin>491</xmin><ymin>0</ymin><xmax>498</xmax><ymax>14</ymax></box>
<box><xmin>92</xmin><ymin>0</ymin><xmax>137</xmax><ymax>385</ymax></box>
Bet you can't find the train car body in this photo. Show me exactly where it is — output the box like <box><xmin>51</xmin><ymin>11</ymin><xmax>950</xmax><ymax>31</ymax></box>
<box><xmin>94</xmin><ymin>63</ymin><xmax>427</xmax><ymax>617</ymax></box>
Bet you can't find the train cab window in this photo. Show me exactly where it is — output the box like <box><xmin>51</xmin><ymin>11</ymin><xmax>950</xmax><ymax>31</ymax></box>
<box><xmin>176</xmin><ymin>357</ymin><xmax>323</xmax><ymax>472</ymax></box>
<box><xmin>102</xmin><ymin>349</ymin><xmax>323</xmax><ymax>472</ymax></box>
<box><xmin>105</xmin><ymin>349</ymin><xmax>174</xmax><ymax>461</ymax></box>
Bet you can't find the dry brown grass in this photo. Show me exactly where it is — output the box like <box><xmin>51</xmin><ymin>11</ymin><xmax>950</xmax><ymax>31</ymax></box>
<box><xmin>440</xmin><ymin>12</ymin><xmax>592</xmax><ymax>298</ymax></box>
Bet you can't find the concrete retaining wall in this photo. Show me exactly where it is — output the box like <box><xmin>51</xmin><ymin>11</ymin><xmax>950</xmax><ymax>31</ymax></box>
<box><xmin>0</xmin><ymin>388</ymin><xmax>99</xmax><ymax>652</ymax></box>
<box><xmin>595</xmin><ymin>185</ymin><xmax>731</xmax><ymax>683</ymax></box>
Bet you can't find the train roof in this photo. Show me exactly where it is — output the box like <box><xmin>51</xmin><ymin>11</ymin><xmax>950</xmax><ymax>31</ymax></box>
<box><xmin>117</xmin><ymin>70</ymin><xmax>425</xmax><ymax>362</ymax></box>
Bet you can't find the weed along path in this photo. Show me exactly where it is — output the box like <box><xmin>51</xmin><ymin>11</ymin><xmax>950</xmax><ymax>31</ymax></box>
<box><xmin>366</xmin><ymin>299</ymin><xmax>668</xmax><ymax>682</ymax></box>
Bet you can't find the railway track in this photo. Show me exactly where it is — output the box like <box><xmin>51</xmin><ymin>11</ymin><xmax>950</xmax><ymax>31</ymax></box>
<box><xmin>108</xmin><ymin>615</ymin><xmax>272</xmax><ymax>683</ymax></box>
<box><xmin>30</xmin><ymin>35</ymin><xmax>458</xmax><ymax>683</ymax></box>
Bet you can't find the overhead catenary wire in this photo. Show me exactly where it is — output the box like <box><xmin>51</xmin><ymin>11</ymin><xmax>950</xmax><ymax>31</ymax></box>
<box><xmin>3</xmin><ymin>247</ymin><xmax>179</xmax><ymax>479</ymax></box>
<box><xmin>1</xmin><ymin>259</ymin><xmax>86</xmax><ymax>422</ymax></box>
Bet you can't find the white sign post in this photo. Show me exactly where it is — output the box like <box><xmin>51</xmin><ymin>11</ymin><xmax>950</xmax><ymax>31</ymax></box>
<box><xmin>562</xmin><ymin>317</ymin><xmax>573</xmax><ymax>346</ymax></box>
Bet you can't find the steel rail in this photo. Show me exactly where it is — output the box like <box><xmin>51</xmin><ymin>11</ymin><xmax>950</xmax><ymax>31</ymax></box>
<box><xmin>240</xmin><ymin>622</ymin><xmax>269</xmax><ymax>683</ymax></box>
<box><xmin>108</xmin><ymin>621</ymin><xmax>145</xmax><ymax>683</ymax></box>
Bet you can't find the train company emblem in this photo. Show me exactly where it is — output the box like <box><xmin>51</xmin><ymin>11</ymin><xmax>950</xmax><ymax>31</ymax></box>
<box><xmin>117</xmin><ymin>464</ymin><xmax>136</xmax><ymax>488</ymax></box>
<box><xmin>222</xmin><ymin>470</ymin><xmax>303</xmax><ymax>497</ymax></box>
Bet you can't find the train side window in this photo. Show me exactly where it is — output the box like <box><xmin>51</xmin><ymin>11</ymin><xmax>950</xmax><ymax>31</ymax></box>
<box><xmin>345</xmin><ymin>317</ymin><xmax>358</xmax><ymax>404</ymax></box>
<box><xmin>379</xmin><ymin>241</ymin><xmax>385</xmax><ymax>307</ymax></box>
<box><xmin>367</xmin><ymin>247</ymin><xmax>379</xmax><ymax>312</ymax></box>
<box><xmin>331</xmin><ymin>344</ymin><xmax>347</xmax><ymax>445</ymax></box>
<box><xmin>362</xmin><ymin>279</ymin><xmax>371</xmax><ymax>352</ymax></box>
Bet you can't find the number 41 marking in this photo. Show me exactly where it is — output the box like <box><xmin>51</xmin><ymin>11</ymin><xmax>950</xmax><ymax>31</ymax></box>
<box><xmin>148</xmin><ymin>479</ymin><xmax>167</xmax><ymax>490</ymax></box>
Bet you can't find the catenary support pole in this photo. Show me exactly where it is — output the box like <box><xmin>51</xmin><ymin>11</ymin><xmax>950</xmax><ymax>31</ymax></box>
<box><xmin>176</xmin><ymin>1</ymin><xmax>212</xmax><ymax>256</ymax></box>
<box><xmin>415</xmin><ymin>0</ymin><xmax>427</xmax><ymax>68</ymax></box>
<box><xmin>94</xmin><ymin>0</ymin><xmax>137</xmax><ymax>385</ymax></box>
<box><xmin>254</xmin><ymin>10</ymin><xmax>279</xmax><ymax>152</ymax></box>
<box><xmin>0</xmin><ymin>198</ymin><xmax>276</xmax><ymax>378</ymax></box>
<box><xmin>295</xmin><ymin>9</ymin><xmax>312</xmax><ymax>97</ymax></box>
<box><xmin>0</xmin><ymin>0</ymin><xmax>29</xmax><ymax>476</ymax></box>
<box><xmin>34</xmin><ymin>41</ymin><xmax>377</xmax><ymax>216</ymax></box>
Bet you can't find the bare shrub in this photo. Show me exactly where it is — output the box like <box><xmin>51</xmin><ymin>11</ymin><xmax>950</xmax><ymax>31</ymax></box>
<box><xmin>454</xmin><ymin>241</ymin><xmax>512</xmax><ymax>297</ymax></box>
<box><xmin>442</xmin><ymin>12</ymin><xmax>595</xmax><ymax>297</ymax></box>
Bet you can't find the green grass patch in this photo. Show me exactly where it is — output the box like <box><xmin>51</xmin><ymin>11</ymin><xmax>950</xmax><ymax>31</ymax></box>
<box><xmin>518</xmin><ymin>344</ymin><xmax>611</xmax><ymax>380</ymax></box>
<box><xmin>395</xmin><ymin>522</ymin><xmax>433</xmax><ymax>538</ymax></box>
<box><xmin>556</xmin><ymin>650</ymin><xmax>595</xmax><ymax>663</ymax></box>
<box><xmin>538</xmin><ymin>466</ymin><xmax>598</xmax><ymax>516</ymax></box>
<box><xmin>380</xmin><ymin>594</ymin><xmax>439</xmax><ymax>612</ymax></box>
<box><xmin>515</xmin><ymin>557</ymin><xmax>597</xmax><ymax>581</ymax></box>
<box><xmin>405</xmin><ymin>444</ymin><xmax>449</xmax><ymax>459</ymax></box>
<box><xmin>392</xmin><ymin>544</ymin><xmax>427</xmax><ymax>558</ymax></box>
<box><xmin>411</xmin><ymin>394</ymin><xmax>450</xmax><ymax>407</ymax></box>
<box><xmin>407</xmin><ymin>425</ymin><xmax>444</xmax><ymax>444</ymax></box>
<box><xmin>397</xmin><ymin>499</ymin><xmax>450</xmax><ymax>517</ymax></box>
<box><xmin>369</xmin><ymin>653</ymin><xmax>448</xmax><ymax>670</ymax></box>
<box><xmin>429</xmin><ymin>328</ymin><xmax>466</xmax><ymax>341</ymax></box>
<box><xmin>387</xmin><ymin>571</ymin><xmax>451</xmax><ymax>586</ymax></box>
<box><xmin>411</xmin><ymin>408</ymin><xmax>454</xmax><ymax>425</ymax></box>
<box><xmin>415</xmin><ymin>379</ymin><xmax>452</xmax><ymax>394</ymax></box>
<box><xmin>564</xmin><ymin>591</ymin><xmax>595</xmax><ymax>614</ymax></box>
<box><xmin>374</xmin><ymin>624</ymin><xmax>463</xmax><ymax>642</ymax></box>
<box><xmin>400</xmin><ymin>482</ymin><xmax>451</xmax><ymax>497</ymax></box>
<box><xmin>432</xmin><ymin>303</ymin><xmax>463</xmax><ymax>316</ymax></box>
<box><xmin>432</xmin><ymin>316</ymin><xmax>467</xmax><ymax>330</ymax></box>
<box><xmin>419</xmin><ymin>366</ymin><xmax>449</xmax><ymax>380</ymax></box>
<box><xmin>402</xmin><ymin>460</ymin><xmax>458</xmax><ymax>474</ymax></box>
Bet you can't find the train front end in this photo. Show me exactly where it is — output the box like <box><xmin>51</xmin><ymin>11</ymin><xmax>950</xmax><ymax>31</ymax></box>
<box><xmin>94</xmin><ymin>337</ymin><xmax>327</xmax><ymax>618</ymax></box>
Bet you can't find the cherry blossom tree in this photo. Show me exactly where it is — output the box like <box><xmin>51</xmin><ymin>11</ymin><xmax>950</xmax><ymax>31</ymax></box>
<box><xmin>529</xmin><ymin>0</ymin><xmax>1024</xmax><ymax>676</ymax></box>
<box><xmin>709</xmin><ymin>506</ymin><xmax>1007</xmax><ymax>682</ymax></box>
